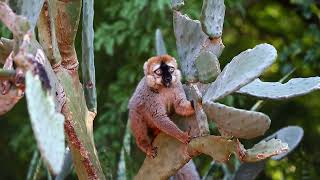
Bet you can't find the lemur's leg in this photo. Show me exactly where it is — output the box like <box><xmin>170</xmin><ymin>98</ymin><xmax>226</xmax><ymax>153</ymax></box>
<box><xmin>148</xmin><ymin>107</ymin><xmax>190</xmax><ymax>144</ymax></box>
<box><xmin>129</xmin><ymin>109</ymin><xmax>157</xmax><ymax>158</ymax></box>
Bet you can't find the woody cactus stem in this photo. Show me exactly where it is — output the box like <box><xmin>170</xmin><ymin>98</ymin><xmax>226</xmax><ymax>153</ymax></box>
<box><xmin>54</xmin><ymin>0</ymin><xmax>81</xmax><ymax>70</ymax></box>
<box><xmin>37</xmin><ymin>0</ymin><xmax>62</xmax><ymax>65</ymax></box>
<box><xmin>82</xmin><ymin>0</ymin><xmax>97</xmax><ymax>113</ymax></box>
<box><xmin>51</xmin><ymin>0</ymin><xmax>105</xmax><ymax>178</ymax></box>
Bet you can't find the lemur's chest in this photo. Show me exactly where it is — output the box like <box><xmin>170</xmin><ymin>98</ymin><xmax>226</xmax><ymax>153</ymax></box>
<box><xmin>158</xmin><ymin>88</ymin><xmax>175</xmax><ymax>113</ymax></box>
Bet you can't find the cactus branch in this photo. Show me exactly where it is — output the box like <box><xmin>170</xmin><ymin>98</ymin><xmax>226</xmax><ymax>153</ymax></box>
<box><xmin>82</xmin><ymin>0</ymin><xmax>97</xmax><ymax>113</ymax></box>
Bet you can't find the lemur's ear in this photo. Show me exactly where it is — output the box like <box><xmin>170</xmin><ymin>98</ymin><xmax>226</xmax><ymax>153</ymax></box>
<box><xmin>143</xmin><ymin>61</ymin><xmax>149</xmax><ymax>76</ymax></box>
<box><xmin>170</xmin><ymin>57</ymin><xmax>178</xmax><ymax>68</ymax></box>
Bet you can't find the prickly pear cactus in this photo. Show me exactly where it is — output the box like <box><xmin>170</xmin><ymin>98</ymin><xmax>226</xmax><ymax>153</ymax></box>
<box><xmin>135</xmin><ymin>0</ymin><xmax>319</xmax><ymax>179</ymax></box>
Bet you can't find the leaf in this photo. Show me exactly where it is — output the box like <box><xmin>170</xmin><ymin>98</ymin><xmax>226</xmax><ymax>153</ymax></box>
<box><xmin>203</xmin><ymin>44</ymin><xmax>277</xmax><ymax>102</ymax></box>
<box><xmin>173</xmin><ymin>11</ymin><xmax>224</xmax><ymax>82</ymax></box>
<box><xmin>195</xmin><ymin>51</ymin><xmax>221</xmax><ymax>83</ymax></box>
<box><xmin>200</xmin><ymin>0</ymin><xmax>225</xmax><ymax>38</ymax></box>
<box><xmin>25</xmin><ymin>71</ymin><xmax>65</xmax><ymax>175</ymax></box>
<box><xmin>268</xmin><ymin>126</ymin><xmax>304</xmax><ymax>160</ymax></box>
<box><xmin>203</xmin><ymin>101</ymin><xmax>271</xmax><ymax>139</ymax></box>
<box><xmin>239</xmin><ymin>138</ymin><xmax>289</xmax><ymax>162</ymax></box>
<box><xmin>171</xmin><ymin>0</ymin><xmax>184</xmax><ymax>10</ymax></box>
<box><xmin>155</xmin><ymin>29</ymin><xmax>167</xmax><ymax>56</ymax></box>
<box><xmin>237</xmin><ymin>78</ymin><xmax>320</xmax><ymax>100</ymax></box>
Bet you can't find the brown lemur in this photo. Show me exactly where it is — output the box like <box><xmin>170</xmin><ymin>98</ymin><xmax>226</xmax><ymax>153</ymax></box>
<box><xmin>128</xmin><ymin>55</ymin><xmax>195</xmax><ymax>158</ymax></box>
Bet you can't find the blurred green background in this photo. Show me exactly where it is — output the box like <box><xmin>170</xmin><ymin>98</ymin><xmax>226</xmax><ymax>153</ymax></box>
<box><xmin>1</xmin><ymin>0</ymin><xmax>320</xmax><ymax>179</ymax></box>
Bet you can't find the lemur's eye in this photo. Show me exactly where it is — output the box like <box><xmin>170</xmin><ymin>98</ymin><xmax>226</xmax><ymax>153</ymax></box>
<box><xmin>169</xmin><ymin>67</ymin><xmax>175</xmax><ymax>73</ymax></box>
<box><xmin>154</xmin><ymin>69</ymin><xmax>162</xmax><ymax>75</ymax></box>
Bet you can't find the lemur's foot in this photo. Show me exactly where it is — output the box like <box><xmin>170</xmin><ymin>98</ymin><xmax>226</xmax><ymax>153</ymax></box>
<box><xmin>146</xmin><ymin>146</ymin><xmax>158</xmax><ymax>159</ymax></box>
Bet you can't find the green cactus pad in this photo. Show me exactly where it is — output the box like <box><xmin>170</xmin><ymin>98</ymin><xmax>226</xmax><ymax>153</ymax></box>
<box><xmin>238</xmin><ymin>77</ymin><xmax>320</xmax><ymax>100</ymax></box>
<box><xmin>173</xmin><ymin>11</ymin><xmax>224</xmax><ymax>82</ymax></box>
<box><xmin>200</xmin><ymin>0</ymin><xmax>225</xmax><ymax>38</ymax></box>
<box><xmin>25</xmin><ymin>71</ymin><xmax>65</xmax><ymax>175</ymax></box>
<box><xmin>203</xmin><ymin>43</ymin><xmax>277</xmax><ymax>102</ymax></box>
<box><xmin>204</xmin><ymin>101</ymin><xmax>271</xmax><ymax>139</ymax></box>
<box><xmin>195</xmin><ymin>51</ymin><xmax>221</xmax><ymax>83</ymax></box>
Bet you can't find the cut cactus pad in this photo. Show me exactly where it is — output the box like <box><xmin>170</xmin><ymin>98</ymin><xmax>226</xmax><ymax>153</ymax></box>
<box><xmin>239</xmin><ymin>138</ymin><xmax>289</xmax><ymax>162</ymax></box>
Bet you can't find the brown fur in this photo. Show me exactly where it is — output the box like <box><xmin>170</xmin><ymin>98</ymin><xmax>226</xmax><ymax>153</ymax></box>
<box><xmin>128</xmin><ymin>55</ymin><xmax>195</xmax><ymax>158</ymax></box>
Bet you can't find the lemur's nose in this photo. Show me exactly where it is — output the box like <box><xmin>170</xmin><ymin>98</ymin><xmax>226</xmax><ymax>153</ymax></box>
<box><xmin>164</xmin><ymin>76</ymin><xmax>172</xmax><ymax>82</ymax></box>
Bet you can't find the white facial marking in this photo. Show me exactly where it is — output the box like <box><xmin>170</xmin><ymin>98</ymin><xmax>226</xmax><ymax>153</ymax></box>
<box><xmin>152</xmin><ymin>64</ymin><xmax>161</xmax><ymax>72</ymax></box>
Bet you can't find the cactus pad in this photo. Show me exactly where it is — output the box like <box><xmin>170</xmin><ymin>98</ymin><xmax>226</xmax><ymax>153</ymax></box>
<box><xmin>25</xmin><ymin>71</ymin><xmax>65</xmax><ymax>175</ymax></box>
<box><xmin>195</xmin><ymin>51</ymin><xmax>221</xmax><ymax>83</ymax></box>
<box><xmin>200</xmin><ymin>0</ymin><xmax>225</xmax><ymax>38</ymax></box>
<box><xmin>204</xmin><ymin>101</ymin><xmax>271</xmax><ymax>139</ymax></box>
<box><xmin>238</xmin><ymin>77</ymin><xmax>320</xmax><ymax>100</ymax></box>
<box><xmin>204</xmin><ymin>44</ymin><xmax>277</xmax><ymax>102</ymax></box>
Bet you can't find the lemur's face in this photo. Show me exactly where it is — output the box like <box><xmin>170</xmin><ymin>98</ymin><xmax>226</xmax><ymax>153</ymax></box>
<box><xmin>144</xmin><ymin>55</ymin><xmax>181</xmax><ymax>90</ymax></box>
<box><xmin>153</xmin><ymin>61</ymin><xmax>175</xmax><ymax>87</ymax></box>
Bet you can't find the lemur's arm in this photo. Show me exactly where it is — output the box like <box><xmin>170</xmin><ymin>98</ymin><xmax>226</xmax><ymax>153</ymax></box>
<box><xmin>148</xmin><ymin>103</ymin><xmax>190</xmax><ymax>144</ymax></box>
<box><xmin>173</xmin><ymin>82</ymin><xmax>195</xmax><ymax>116</ymax></box>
